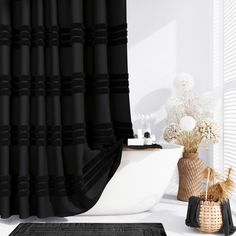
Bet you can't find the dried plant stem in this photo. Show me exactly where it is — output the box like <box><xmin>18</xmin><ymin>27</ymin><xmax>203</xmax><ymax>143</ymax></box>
<box><xmin>175</xmin><ymin>130</ymin><xmax>203</xmax><ymax>153</ymax></box>
<box><xmin>205</xmin><ymin>168</ymin><xmax>235</xmax><ymax>202</ymax></box>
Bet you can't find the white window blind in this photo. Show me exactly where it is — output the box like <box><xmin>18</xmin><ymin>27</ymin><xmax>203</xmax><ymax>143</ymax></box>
<box><xmin>223</xmin><ymin>0</ymin><xmax>236</xmax><ymax>199</ymax></box>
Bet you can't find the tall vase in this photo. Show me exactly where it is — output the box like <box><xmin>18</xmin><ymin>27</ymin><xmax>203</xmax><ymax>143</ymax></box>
<box><xmin>177</xmin><ymin>152</ymin><xmax>206</xmax><ymax>201</ymax></box>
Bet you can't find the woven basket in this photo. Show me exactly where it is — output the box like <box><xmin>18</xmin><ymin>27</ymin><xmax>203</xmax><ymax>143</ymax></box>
<box><xmin>177</xmin><ymin>152</ymin><xmax>206</xmax><ymax>201</ymax></box>
<box><xmin>198</xmin><ymin>168</ymin><xmax>223</xmax><ymax>233</ymax></box>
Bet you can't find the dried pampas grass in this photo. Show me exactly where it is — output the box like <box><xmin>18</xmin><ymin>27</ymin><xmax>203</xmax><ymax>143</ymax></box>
<box><xmin>203</xmin><ymin>167</ymin><xmax>219</xmax><ymax>182</ymax></box>
<box><xmin>204</xmin><ymin>168</ymin><xmax>235</xmax><ymax>202</ymax></box>
<box><xmin>175</xmin><ymin>131</ymin><xmax>202</xmax><ymax>153</ymax></box>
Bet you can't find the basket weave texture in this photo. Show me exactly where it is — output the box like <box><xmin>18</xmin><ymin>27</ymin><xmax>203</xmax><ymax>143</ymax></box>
<box><xmin>177</xmin><ymin>153</ymin><xmax>206</xmax><ymax>201</ymax></box>
<box><xmin>198</xmin><ymin>168</ymin><xmax>223</xmax><ymax>233</ymax></box>
<box><xmin>198</xmin><ymin>199</ymin><xmax>223</xmax><ymax>233</ymax></box>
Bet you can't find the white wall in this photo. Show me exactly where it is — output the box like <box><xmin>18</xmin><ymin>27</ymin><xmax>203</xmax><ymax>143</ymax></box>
<box><xmin>128</xmin><ymin>0</ymin><xmax>214</xmax><ymax>151</ymax></box>
<box><xmin>127</xmin><ymin>0</ymin><xmax>215</xmax><ymax>194</ymax></box>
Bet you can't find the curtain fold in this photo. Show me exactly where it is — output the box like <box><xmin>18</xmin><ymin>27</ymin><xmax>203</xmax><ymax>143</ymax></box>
<box><xmin>0</xmin><ymin>0</ymin><xmax>133</xmax><ymax>218</ymax></box>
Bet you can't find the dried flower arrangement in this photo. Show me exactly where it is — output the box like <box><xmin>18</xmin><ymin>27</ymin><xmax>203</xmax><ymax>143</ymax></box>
<box><xmin>163</xmin><ymin>73</ymin><xmax>220</xmax><ymax>153</ymax></box>
<box><xmin>163</xmin><ymin>118</ymin><xmax>220</xmax><ymax>153</ymax></box>
<box><xmin>165</xmin><ymin>73</ymin><xmax>221</xmax><ymax>201</ymax></box>
<box><xmin>196</xmin><ymin>168</ymin><xmax>235</xmax><ymax>234</ymax></box>
<box><xmin>201</xmin><ymin>168</ymin><xmax>235</xmax><ymax>202</ymax></box>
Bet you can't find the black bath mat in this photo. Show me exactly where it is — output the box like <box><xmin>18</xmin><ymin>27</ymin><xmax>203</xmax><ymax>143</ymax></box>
<box><xmin>10</xmin><ymin>223</ymin><xmax>167</xmax><ymax>236</ymax></box>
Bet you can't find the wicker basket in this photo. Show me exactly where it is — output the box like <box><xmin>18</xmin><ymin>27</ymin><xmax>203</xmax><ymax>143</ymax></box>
<box><xmin>198</xmin><ymin>168</ymin><xmax>223</xmax><ymax>233</ymax></box>
<box><xmin>177</xmin><ymin>152</ymin><xmax>206</xmax><ymax>201</ymax></box>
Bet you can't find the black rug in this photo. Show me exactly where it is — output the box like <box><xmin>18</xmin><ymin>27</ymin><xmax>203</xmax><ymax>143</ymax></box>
<box><xmin>10</xmin><ymin>223</ymin><xmax>167</xmax><ymax>236</ymax></box>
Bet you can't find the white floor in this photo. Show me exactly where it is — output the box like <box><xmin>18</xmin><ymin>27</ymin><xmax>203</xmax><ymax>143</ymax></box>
<box><xmin>0</xmin><ymin>195</ymin><xmax>235</xmax><ymax>236</ymax></box>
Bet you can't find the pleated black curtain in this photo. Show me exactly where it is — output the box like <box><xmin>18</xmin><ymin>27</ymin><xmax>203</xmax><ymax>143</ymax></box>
<box><xmin>0</xmin><ymin>0</ymin><xmax>133</xmax><ymax>218</ymax></box>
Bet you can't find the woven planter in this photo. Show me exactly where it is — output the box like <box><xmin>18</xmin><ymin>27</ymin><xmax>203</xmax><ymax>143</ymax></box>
<box><xmin>198</xmin><ymin>199</ymin><xmax>223</xmax><ymax>233</ymax></box>
<box><xmin>198</xmin><ymin>168</ymin><xmax>223</xmax><ymax>233</ymax></box>
<box><xmin>177</xmin><ymin>152</ymin><xmax>206</xmax><ymax>201</ymax></box>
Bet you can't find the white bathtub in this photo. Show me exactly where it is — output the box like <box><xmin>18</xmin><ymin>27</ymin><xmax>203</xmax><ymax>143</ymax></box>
<box><xmin>84</xmin><ymin>143</ymin><xmax>183</xmax><ymax>215</ymax></box>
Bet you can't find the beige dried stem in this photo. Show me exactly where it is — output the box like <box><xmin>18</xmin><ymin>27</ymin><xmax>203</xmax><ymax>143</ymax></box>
<box><xmin>175</xmin><ymin>130</ymin><xmax>202</xmax><ymax>153</ymax></box>
<box><xmin>207</xmin><ymin>168</ymin><xmax>235</xmax><ymax>202</ymax></box>
<box><xmin>203</xmin><ymin>167</ymin><xmax>219</xmax><ymax>182</ymax></box>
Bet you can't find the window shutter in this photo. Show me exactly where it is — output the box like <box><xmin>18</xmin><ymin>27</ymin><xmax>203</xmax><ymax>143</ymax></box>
<box><xmin>223</xmin><ymin>0</ymin><xmax>236</xmax><ymax>199</ymax></box>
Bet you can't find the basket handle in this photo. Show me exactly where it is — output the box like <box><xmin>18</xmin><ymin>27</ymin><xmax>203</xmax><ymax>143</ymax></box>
<box><xmin>205</xmin><ymin>167</ymin><xmax>211</xmax><ymax>201</ymax></box>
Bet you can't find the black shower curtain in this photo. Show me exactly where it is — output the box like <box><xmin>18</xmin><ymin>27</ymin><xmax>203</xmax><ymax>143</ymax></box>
<box><xmin>0</xmin><ymin>0</ymin><xmax>133</xmax><ymax>218</ymax></box>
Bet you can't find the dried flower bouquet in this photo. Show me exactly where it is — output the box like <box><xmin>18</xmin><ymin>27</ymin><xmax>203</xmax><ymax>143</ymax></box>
<box><xmin>164</xmin><ymin>119</ymin><xmax>220</xmax><ymax>153</ymax></box>
<box><xmin>163</xmin><ymin>73</ymin><xmax>220</xmax><ymax>153</ymax></box>
<box><xmin>164</xmin><ymin>73</ymin><xmax>221</xmax><ymax>201</ymax></box>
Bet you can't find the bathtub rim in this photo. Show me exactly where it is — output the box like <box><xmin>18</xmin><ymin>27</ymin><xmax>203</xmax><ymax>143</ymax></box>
<box><xmin>123</xmin><ymin>143</ymin><xmax>184</xmax><ymax>151</ymax></box>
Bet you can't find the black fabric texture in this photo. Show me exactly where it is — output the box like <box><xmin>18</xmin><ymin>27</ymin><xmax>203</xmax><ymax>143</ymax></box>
<box><xmin>0</xmin><ymin>0</ymin><xmax>133</xmax><ymax>218</ymax></box>
<box><xmin>222</xmin><ymin>200</ymin><xmax>236</xmax><ymax>236</ymax></box>
<box><xmin>186</xmin><ymin>197</ymin><xmax>236</xmax><ymax>236</ymax></box>
<box><xmin>185</xmin><ymin>196</ymin><xmax>200</xmax><ymax>228</ymax></box>
<box><xmin>9</xmin><ymin>223</ymin><xmax>167</xmax><ymax>236</ymax></box>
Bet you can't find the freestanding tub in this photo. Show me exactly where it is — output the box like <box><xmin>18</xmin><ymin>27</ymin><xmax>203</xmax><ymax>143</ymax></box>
<box><xmin>84</xmin><ymin>143</ymin><xmax>183</xmax><ymax>215</ymax></box>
